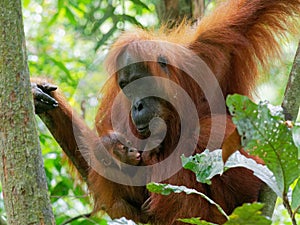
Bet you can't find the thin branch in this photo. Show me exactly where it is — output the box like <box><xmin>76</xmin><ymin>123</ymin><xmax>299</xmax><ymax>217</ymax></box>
<box><xmin>283</xmin><ymin>193</ymin><xmax>297</xmax><ymax>225</ymax></box>
<box><xmin>61</xmin><ymin>213</ymin><xmax>92</xmax><ymax>225</ymax></box>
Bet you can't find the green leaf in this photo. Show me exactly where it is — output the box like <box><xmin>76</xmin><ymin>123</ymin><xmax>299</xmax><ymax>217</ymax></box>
<box><xmin>51</xmin><ymin>181</ymin><xmax>70</xmax><ymax>201</ymax></box>
<box><xmin>181</xmin><ymin>150</ymin><xmax>224</xmax><ymax>185</ymax></box>
<box><xmin>95</xmin><ymin>24</ymin><xmax>118</xmax><ymax>50</ymax></box>
<box><xmin>224</xmin><ymin>203</ymin><xmax>271</xmax><ymax>225</ymax></box>
<box><xmin>182</xmin><ymin>150</ymin><xmax>280</xmax><ymax>195</ymax></box>
<box><xmin>117</xmin><ymin>14</ymin><xmax>144</xmax><ymax>27</ymax></box>
<box><xmin>65</xmin><ymin>7</ymin><xmax>77</xmax><ymax>25</ymax></box>
<box><xmin>226</xmin><ymin>94</ymin><xmax>300</xmax><ymax>194</ymax></box>
<box><xmin>48</xmin><ymin>12</ymin><xmax>60</xmax><ymax>26</ymax></box>
<box><xmin>23</xmin><ymin>0</ymin><xmax>31</xmax><ymax>8</ymax></box>
<box><xmin>91</xmin><ymin>5</ymin><xmax>115</xmax><ymax>34</ymax></box>
<box><xmin>292</xmin><ymin>179</ymin><xmax>300</xmax><ymax>213</ymax></box>
<box><xmin>58</xmin><ymin>0</ymin><xmax>64</xmax><ymax>10</ymax></box>
<box><xmin>147</xmin><ymin>183</ymin><xmax>228</xmax><ymax>219</ymax></box>
<box><xmin>292</xmin><ymin>125</ymin><xmax>300</xmax><ymax>160</ymax></box>
<box><xmin>48</xmin><ymin>57</ymin><xmax>75</xmax><ymax>85</ymax></box>
<box><xmin>178</xmin><ymin>218</ymin><xmax>217</xmax><ymax>225</ymax></box>
<box><xmin>130</xmin><ymin>0</ymin><xmax>150</xmax><ymax>11</ymax></box>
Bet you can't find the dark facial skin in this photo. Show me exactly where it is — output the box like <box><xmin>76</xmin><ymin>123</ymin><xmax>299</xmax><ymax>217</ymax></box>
<box><xmin>117</xmin><ymin>54</ymin><xmax>168</xmax><ymax>136</ymax></box>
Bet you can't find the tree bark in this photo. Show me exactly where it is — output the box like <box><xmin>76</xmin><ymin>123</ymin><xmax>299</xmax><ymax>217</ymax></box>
<box><xmin>0</xmin><ymin>1</ymin><xmax>55</xmax><ymax>224</ymax></box>
<box><xmin>154</xmin><ymin>0</ymin><xmax>205</xmax><ymax>27</ymax></box>
<box><xmin>259</xmin><ymin>42</ymin><xmax>300</xmax><ymax>219</ymax></box>
<box><xmin>282</xmin><ymin>41</ymin><xmax>300</xmax><ymax>121</ymax></box>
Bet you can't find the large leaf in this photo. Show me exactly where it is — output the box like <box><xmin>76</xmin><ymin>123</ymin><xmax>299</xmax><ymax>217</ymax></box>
<box><xmin>182</xmin><ymin>150</ymin><xmax>279</xmax><ymax>195</ymax></box>
<box><xmin>226</xmin><ymin>94</ymin><xmax>300</xmax><ymax>194</ymax></box>
<box><xmin>181</xmin><ymin>150</ymin><xmax>224</xmax><ymax>185</ymax></box>
<box><xmin>147</xmin><ymin>183</ymin><xmax>228</xmax><ymax>219</ymax></box>
<box><xmin>224</xmin><ymin>203</ymin><xmax>271</xmax><ymax>225</ymax></box>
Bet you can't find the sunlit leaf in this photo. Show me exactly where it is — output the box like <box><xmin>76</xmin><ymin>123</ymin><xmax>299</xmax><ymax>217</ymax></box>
<box><xmin>147</xmin><ymin>182</ymin><xmax>228</xmax><ymax>219</ymax></box>
<box><xmin>48</xmin><ymin>12</ymin><xmax>60</xmax><ymax>26</ymax></box>
<box><xmin>130</xmin><ymin>0</ymin><xmax>150</xmax><ymax>11</ymax></box>
<box><xmin>225</xmin><ymin>203</ymin><xmax>271</xmax><ymax>225</ymax></box>
<box><xmin>292</xmin><ymin>179</ymin><xmax>300</xmax><ymax>213</ymax></box>
<box><xmin>58</xmin><ymin>0</ymin><xmax>64</xmax><ymax>10</ymax></box>
<box><xmin>23</xmin><ymin>0</ymin><xmax>31</xmax><ymax>8</ymax></box>
<box><xmin>65</xmin><ymin>7</ymin><xmax>77</xmax><ymax>25</ymax></box>
<box><xmin>181</xmin><ymin>150</ymin><xmax>224</xmax><ymax>185</ymax></box>
<box><xmin>182</xmin><ymin>150</ymin><xmax>280</xmax><ymax>195</ymax></box>
<box><xmin>227</xmin><ymin>94</ymin><xmax>300</xmax><ymax>194</ymax></box>
<box><xmin>178</xmin><ymin>218</ymin><xmax>216</xmax><ymax>225</ymax></box>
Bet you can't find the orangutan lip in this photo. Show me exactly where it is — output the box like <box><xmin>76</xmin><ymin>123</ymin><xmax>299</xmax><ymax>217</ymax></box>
<box><xmin>137</xmin><ymin>125</ymin><xmax>149</xmax><ymax>134</ymax></box>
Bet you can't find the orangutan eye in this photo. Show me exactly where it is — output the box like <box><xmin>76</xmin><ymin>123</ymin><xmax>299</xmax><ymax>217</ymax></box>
<box><xmin>157</xmin><ymin>55</ymin><xmax>168</xmax><ymax>69</ymax></box>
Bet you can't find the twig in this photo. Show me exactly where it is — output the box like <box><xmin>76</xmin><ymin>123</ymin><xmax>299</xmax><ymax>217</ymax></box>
<box><xmin>283</xmin><ymin>193</ymin><xmax>297</xmax><ymax>225</ymax></box>
<box><xmin>292</xmin><ymin>204</ymin><xmax>300</xmax><ymax>222</ymax></box>
<box><xmin>61</xmin><ymin>212</ymin><xmax>92</xmax><ymax>225</ymax></box>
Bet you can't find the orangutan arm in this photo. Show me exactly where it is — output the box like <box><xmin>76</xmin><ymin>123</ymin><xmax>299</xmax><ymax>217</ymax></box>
<box><xmin>32</xmin><ymin>78</ymin><xmax>92</xmax><ymax>180</ymax></box>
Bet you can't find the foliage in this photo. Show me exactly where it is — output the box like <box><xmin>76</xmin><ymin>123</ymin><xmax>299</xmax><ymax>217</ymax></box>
<box><xmin>146</xmin><ymin>95</ymin><xmax>300</xmax><ymax>224</ymax></box>
<box><xmin>182</xmin><ymin>150</ymin><xmax>279</xmax><ymax>195</ymax></box>
<box><xmin>147</xmin><ymin>183</ymin><xmax>228</xmax><ymax>219</ymax></box>
<box><xmin>227</xmin><ymin>95</ymin><xmax>300</xmax><ymax>195</ymax></box>
<box><xmin>148</xmin><ymin>183</ymin><xmax>271</xmax><ymax>225</ymax></box>
<box><xmin>178</xmin><ymin>203</ymin><xmax>272</xmax><ymax>225</ymax></box>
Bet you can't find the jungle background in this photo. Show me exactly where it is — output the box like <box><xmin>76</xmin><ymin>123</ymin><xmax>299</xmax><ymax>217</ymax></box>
<box><xmin>0</xmin><ymin>0</ymin><xmax>299</xmax><ymax>224</ymax></box>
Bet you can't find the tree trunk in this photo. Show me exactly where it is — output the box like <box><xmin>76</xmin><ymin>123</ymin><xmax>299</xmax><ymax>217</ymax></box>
<box><xmin>282</xmin><ymin>41</ymin><xmax>300</xmax><ymax>121</ymax></box>
<box><xmin>0</xmin><ymin>1</ymin><xmax>55</xmax><ymax>224</ymax></box>
<box><xmin>154</xmin><ymin>0</ymin><xmax>205</xmax><ymax>27</ymax></box>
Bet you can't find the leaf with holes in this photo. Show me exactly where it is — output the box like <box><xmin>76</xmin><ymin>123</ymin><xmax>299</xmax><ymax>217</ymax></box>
<box><xmin>182</xmin><ymin>150</ymin><xmax>279</xmax><ymax>195</ymax></box>
<box><xmin>226</xmin><ymin>94</ymin><xmax>300</xmax><ymax>194</ymax></box>
<box><xmin>181</xmin><ymin>150</ymin><xmax>224</xmax><ymax>185</ymax></box>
